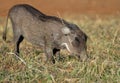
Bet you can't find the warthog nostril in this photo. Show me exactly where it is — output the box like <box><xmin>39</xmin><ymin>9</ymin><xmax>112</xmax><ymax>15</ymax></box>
<box><xmin>76</xmin><ymin>51</ymin><xmax>88</xmax><ymax>62</ymax></box>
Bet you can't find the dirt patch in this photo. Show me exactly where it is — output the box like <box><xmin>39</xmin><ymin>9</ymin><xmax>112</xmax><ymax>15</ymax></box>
<box><xmin>0</xmin><ymin>0</ymin><xmax>120</xmax><ymax>16</ymax></box>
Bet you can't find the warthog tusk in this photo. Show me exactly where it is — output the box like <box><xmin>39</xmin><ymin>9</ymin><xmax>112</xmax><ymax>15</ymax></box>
<box><xmin>61</xmin><ymin>43</ymin><xmax>71</xmax><ymax>53</ymax></box>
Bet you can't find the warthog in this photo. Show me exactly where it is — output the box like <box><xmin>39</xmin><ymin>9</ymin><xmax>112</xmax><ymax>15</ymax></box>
<box><xmin>3</xmin><ymin>4</ymin><xmax>88</xmax><ymax>63</ymax></box>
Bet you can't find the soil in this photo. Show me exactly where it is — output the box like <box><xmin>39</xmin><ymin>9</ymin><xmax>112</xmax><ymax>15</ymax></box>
<box><xmin>0</xmin><ymin>0</ymin><xmax>120</xmax><ymax>16</ymax></box>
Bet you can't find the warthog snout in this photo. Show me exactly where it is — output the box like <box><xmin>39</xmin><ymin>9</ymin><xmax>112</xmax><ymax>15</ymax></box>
<box><xmin>77</xmin><ymin>50</ymin><xmax>88</xmax><ymax>62</ymax></box>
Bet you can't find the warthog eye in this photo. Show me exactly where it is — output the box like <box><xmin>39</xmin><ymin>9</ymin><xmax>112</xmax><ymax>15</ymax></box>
<box><xmin>65</xmin><ymin>34</ymin><xmax>68</xmax><ymax>36</ymax></box>
<box><xmin>84</xmin><ymin>34</ymin><xmax>88</xmax><ymax>42</ymax></box>
<box><xmin>72</xmin><ymin>37</ymin><xmax>80</xmax><ymax>47</ymax></box>
<box><xmin>75</xmin><ymin>37</ymin><xmax>80</xmax><ymax>43</ymax></box>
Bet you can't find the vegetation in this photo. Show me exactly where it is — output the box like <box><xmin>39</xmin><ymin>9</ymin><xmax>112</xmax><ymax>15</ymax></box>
<box><xmin>0</xmin><ymin>15</ymin><xmax>120</xmax><ymax>83</ymax></box>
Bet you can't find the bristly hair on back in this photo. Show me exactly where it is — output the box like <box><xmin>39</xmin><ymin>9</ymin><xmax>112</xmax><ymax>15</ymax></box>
<box><xmin>21</xmin><ymin>4</ymin><xmax>66</xmax><ymax>23</ymax></box>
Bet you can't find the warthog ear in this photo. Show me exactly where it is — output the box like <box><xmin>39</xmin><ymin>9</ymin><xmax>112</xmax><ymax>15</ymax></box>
<box><xmin>61</xmin><ymin>27</ymin><xmax>70</xmax><ymax>35</ymax></box>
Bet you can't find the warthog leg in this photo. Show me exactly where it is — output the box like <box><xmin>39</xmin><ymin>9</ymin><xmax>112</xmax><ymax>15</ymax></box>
<box><xmin>14</xmin><ymin>35</ymin><xmax>24</xmax><ymax>56</ymax></box>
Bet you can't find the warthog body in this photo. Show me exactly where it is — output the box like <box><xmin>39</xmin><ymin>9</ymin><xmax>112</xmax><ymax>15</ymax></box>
<box><xmin>3</xmin><ymin>4</ymin><xmax>88</xmax><ymax>63</ymax></box>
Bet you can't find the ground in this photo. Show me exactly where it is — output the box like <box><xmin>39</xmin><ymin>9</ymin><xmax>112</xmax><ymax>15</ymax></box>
<box><xmin>0</xmin><ymin>15</ymin><xmax>120</xmax><ymax>82</ymax></box>
<box><xmin>0</xmin><ymin>0</ymin><xmax>120</xmax><ymax>16</ymax></box>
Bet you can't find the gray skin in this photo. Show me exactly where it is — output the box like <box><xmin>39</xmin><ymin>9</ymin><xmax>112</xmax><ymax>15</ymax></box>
<box><xmin>3</xmin><ymin>4</ymin><xmax>88</xmax><ymax>63</ymax></box>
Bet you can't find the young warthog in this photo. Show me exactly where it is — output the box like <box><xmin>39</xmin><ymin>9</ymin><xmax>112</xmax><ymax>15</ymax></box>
<box><xmin>3</xmin><ymin>4</ymin><xmax>88</xmax><ymax>63</ymax></box>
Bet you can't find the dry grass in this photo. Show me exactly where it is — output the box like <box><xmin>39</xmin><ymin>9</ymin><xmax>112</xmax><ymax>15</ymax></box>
<box><xmin>0</xmin><ymin>15</ymin><xmax>120</xmax><ymax>83</ymax></box>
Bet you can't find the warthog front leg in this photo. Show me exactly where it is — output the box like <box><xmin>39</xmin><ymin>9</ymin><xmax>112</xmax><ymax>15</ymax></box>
<box><xmin>53</xmin><ymin>48</ymin><xmax>60</xmax><ymax>61</ymax></box>
<box><xmin>44</xmin><ymin>47</ymin><xmax>55</xmax><ymax>64</ymax></box>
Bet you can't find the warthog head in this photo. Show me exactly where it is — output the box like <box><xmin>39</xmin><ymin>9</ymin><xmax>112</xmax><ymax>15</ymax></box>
<box><xmin>61</xmin><ymin>23</ymin><xmax>88</xmax><ymax>61</ymax></box>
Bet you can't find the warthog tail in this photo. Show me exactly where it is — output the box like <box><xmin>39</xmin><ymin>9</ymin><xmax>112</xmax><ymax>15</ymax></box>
<box><xmin>2</xmin><ymin>13</ymin><xmax>9</xmax><ymax>41</ymax></box>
